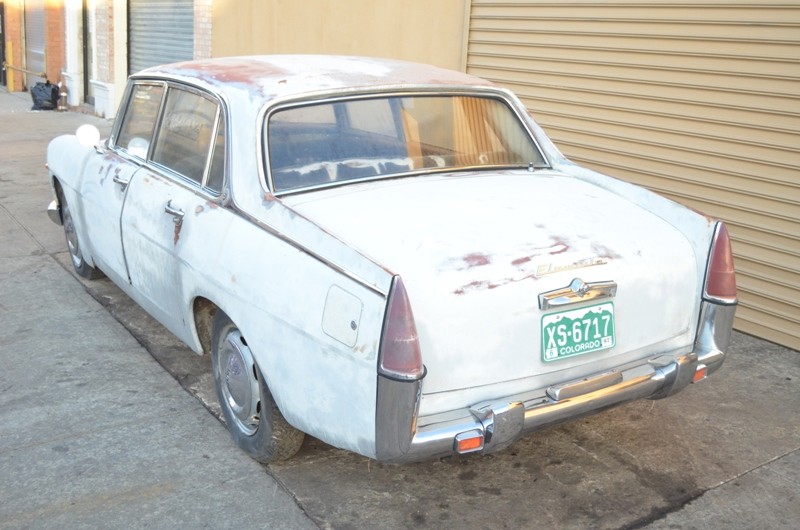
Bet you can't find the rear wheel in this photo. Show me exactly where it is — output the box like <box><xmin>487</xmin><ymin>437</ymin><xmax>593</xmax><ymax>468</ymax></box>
<box><xmin>211</xmin><ymin>310</ymin><xmax>304</xmax><ymax>462</ymax></box>
<box><xmin>57</xmin><ymin>186</ymin><xmax>104</xmax><ymax>280</ymax></box>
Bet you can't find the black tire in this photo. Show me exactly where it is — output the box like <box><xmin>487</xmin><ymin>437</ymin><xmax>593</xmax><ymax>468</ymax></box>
<box><xmin>211</xmin><ymin>310</ymin><xmax>304</xmax><ymax>463</ymax></box>
<box><xmin>56</xmin><ymin>185</ymin><xmax>104</xmax><ymax>280</ymax></box>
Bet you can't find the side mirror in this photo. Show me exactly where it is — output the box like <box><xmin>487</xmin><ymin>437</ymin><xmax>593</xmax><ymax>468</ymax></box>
<box><xmin>76</xmin><ymin>124</ymin><xmax>101</xmax><ymax>148</ymax></box>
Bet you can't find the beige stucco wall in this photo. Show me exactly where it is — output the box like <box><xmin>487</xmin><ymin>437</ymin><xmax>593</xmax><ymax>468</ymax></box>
<box><xmin>211</xmin><ymin>0</ymin><xmax>470</xmax><ymax>70</ymax></box>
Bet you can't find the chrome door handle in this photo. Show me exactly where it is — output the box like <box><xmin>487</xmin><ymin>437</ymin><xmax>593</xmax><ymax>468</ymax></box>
<box><xmin>164</xmin><ymin>200</ymin><xmax>185</xmax><ymax>224</ymax></box>
<box><xmin>112</xmin><ymin>174</ymin><xmax>130</xmax><ymax>187</ymax></box>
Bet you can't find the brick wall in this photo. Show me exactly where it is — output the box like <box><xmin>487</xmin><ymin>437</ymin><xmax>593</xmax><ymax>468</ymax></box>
<box><xmin>3</xmin><ymin>0</ymin><xmax>24</xmax><ymax>91</ymax></box>
<box><xmin>44</xmin><ymin>0</ymin><xmax>64</xmax><ymax>84</ymax></box>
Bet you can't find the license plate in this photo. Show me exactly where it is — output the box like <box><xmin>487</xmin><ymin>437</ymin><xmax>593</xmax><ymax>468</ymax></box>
<box><xmin>542</xmin><ymin>302</ymin><xmax>616</xmax><ymax>362</ymax></box>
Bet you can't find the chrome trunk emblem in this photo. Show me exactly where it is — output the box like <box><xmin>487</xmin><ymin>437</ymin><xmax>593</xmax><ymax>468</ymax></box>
<box><xmin>538</xmin><ymin>278</ymin><xmax>618</xmax><ymax>310</ymax></box>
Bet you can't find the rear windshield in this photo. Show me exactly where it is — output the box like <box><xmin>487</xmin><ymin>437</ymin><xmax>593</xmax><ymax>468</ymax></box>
<box><xmin>265</xmin><ymin>95</ymin><xmax>547</xmax><ymax>193</ymax></box>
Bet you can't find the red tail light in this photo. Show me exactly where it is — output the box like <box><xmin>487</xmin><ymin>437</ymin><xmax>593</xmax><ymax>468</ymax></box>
<box><xmin>378</xmin><ymin>276</ymin><xmax>424</xmax><ymax>380</ymax></box>
<box><xmin>704</xmin><ymin>223</ymin><xmax>737</xmax><ymax>303</ymax></box>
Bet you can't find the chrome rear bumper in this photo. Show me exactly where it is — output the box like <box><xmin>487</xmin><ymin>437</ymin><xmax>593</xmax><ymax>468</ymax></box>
<box><xmin>376</xmin><ymin>300</ymin><xmax>736</xmax><ymax>463</ymax></box>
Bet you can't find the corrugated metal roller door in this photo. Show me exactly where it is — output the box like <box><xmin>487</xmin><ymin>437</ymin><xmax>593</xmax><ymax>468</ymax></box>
<box><xmin>24</xmin><ymin>0</ymin><xmax>46</xmax><ymax>87</ymax></box>
<box><xmin>129</xmin><ymin>0</ymin><xmax>194</xmax><ymax>74</ymax></box>
<box><xmin>467</xmin><ymin>1</ymin><xmax>800</xmax><ymax>351</ymax></box>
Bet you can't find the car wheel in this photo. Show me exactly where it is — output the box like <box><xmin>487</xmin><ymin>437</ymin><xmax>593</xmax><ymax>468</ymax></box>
<box><xmin>57</xmin><ymin>186</ymin><xmax>104</xmax><ymax>280</ymax></box>
<box><xmin>211</xmin><ymin>310</ymin><xmax>304</xmax><ymax>463</ymax></box>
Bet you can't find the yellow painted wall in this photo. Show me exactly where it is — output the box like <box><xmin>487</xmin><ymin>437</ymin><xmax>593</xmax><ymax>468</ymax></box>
<box><xmin>211</xmin><ymin>0</ymin><xmax>469</xmax><ymax>70</ymax></box>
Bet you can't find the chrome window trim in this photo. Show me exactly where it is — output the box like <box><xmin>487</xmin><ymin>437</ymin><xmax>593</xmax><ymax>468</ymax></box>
<box><xmin>256</xmin><ymin>86</ymin><xmax>552</xmax><ymax>198</ymax></box>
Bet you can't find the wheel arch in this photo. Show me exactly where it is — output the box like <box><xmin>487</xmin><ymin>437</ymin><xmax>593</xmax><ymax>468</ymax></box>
<box><xmin>192</xmin><ymin>296</ymin><xmax>220</xmax><ymax>355</ymax></box>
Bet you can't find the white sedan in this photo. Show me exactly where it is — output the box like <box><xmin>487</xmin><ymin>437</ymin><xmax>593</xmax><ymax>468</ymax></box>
<box><xmin>46</xmin><ymin>56</ymin><xmax>737</xmax><ymax>463</ymax></box>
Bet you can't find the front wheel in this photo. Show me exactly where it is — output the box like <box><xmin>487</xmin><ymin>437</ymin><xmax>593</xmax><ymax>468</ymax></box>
<box><xmin>211</xmin><ymin>310</ymin><xmax>304</xmax><ymax>462</ymax></box>
<box><xmin>57</xmin><ymin>186</ymin><xmax>104</xmax><ymax>280</ymax></box>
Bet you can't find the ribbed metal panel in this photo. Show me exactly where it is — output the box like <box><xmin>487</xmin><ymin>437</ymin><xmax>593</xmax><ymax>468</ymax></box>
<box><xmin>467</xmin><ymin>1</ymin><xmax>800</xmax><ymax>351</ymax></box>
<box><xmin>129</xmin><ymin>0</ymin><xmax>194</xmax><ymax>74</ymax></box>
<box><xmin>23</xmin><ymin>0</ymin><xmax>46</xmax><ymax>86</ymax></box>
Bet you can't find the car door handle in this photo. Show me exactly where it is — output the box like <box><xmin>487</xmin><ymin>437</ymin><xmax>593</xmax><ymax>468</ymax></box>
<box><xmin>112</xmin><ymin>174</ymin><xmax>130</xmax><ymax>187</ymax></box>
<box><xmin>164</xmin><ymin>200</ymin><xmax>185</xmax><ymax>224</ymax></box>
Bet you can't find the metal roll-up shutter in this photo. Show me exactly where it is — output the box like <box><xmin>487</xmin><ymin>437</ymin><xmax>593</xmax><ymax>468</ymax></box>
<box><xmin>24</xmin><ymin>0</ymin><xmax>46</xmax><ymax>87</ymax></box>
<box><xmin>467</xmin><ymin>1</ymin><xmax>800</xmax><ymax>351</ymax></box>
<box><xmin>129</xmin><ymin>0</ymin><xmax>194</xmax><ymax>74</ymax></box>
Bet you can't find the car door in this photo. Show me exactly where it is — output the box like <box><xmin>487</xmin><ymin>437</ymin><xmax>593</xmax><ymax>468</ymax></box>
<box><xmin>79</xmin><ymin>82</ymin><xmax>165</xmax><ymax>285</ymax></box>
<box><xmin>120</xmin><ymin>85</ymin><xmax>225</xmax><ymax>342</ymax></box>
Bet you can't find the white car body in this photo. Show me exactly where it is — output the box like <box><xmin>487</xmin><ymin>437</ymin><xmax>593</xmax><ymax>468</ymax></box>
<box><xmin>46</xmin><ymin>56</ymin><xmax>737</xmax><ymax>463</ymax></box>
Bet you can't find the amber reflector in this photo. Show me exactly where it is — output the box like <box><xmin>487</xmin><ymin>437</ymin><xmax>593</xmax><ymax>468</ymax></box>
<box><xmin>693</xmin><ymin>365</ymin><xmax>708</xmax><ymax>383</ymax></box>
<box><xmin>455</xmin><ymin>434</ymin><xmax>484</xmax><ymax>454</ymax></box>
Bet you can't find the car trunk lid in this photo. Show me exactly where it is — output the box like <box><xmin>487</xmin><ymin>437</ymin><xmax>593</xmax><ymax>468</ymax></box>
<box><xmin>282</xmin><ymin>171</ymin><xmax>700</xmax><ymax>406</ymax></box>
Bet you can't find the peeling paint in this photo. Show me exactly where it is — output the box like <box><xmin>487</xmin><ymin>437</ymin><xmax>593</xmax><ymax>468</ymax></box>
<box><xmin>591</xmin><ymin>243</ymin><xmax>622</xmax><ymax>260</ymax></box>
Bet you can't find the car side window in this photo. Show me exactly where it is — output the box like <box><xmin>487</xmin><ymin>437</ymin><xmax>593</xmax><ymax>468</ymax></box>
<box><xmin>151</xmin><ymin>88</ymin><xmax>220</xmax><ymax>186</ymax></box>
<box><xmin>116</xmin><ymin>83</ymin><xmax>165</xmax><ymax>159</ymax></box>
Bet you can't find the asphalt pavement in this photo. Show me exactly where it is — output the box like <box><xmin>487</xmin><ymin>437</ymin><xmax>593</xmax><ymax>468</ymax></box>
<box><xmin>1</xmin><ymin>87</ymin><xmax>798</xmax><ymax>530</ymax></box>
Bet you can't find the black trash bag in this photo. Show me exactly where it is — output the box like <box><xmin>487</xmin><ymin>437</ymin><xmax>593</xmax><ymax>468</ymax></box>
<box><xmin>31</xmin><ymin>81</ymin><xmax>59</xmax><ymax>111</ymax></box>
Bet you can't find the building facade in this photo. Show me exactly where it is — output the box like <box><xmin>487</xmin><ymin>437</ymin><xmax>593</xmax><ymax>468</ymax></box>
<box><xmin>2</xmin><ymin>0</ymin><xmax>798</xmax><ymax>351</ymax></box>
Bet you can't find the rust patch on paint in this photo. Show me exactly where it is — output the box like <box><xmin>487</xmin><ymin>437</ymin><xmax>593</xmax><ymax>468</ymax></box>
<box><xmin>511</xmin><ymin>256</ymin><xmax>532</xmax><ymax>267</ymax></box>
<box><xmin>454</xmin><ymin>280</ymin><xmax>495</xmax><ymax>295</ymax></box>
<box><xmin>173</xmin><ymin>220</ymin><xmax>182</xmax><ymax>246</ymax></box>
<box><xmin>195</xmin><ymin>205</ymin><xmax>204</xmax><ymax>214</ymax></box>
<box><xmin>462</xmin><ymin>253</ymin><xmax>492</xmax><ymax>268</ymax></box>
<box><xmin>453</xmin><ymin>273</ymin><xmax>538</xmax><ymax>296</ymax></box>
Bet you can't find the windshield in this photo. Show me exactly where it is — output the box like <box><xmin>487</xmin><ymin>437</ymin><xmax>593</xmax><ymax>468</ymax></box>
<box><xmin>265</xmin><ymin>94</ymin><xmax>547</xmax><ymax>193</ymax></box>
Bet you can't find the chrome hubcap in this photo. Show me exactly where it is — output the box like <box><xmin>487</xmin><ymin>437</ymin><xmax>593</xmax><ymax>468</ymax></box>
<box><xmin>62</xmin><ymin>200</ymin><xmax>83</xmax><ymax>268</ymax></box>
<box><xmin>219</xmin><ymin>329</ymin><xmax>260</xmax><ymax>436</ymax></box>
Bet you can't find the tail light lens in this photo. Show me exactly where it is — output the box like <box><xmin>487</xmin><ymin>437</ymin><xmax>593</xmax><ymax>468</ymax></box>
<box><xmin>704</xmin><ymin>222</ymin><xmax>737</xmax><ymax>304</ymax></box>
<box><xmin>378</xmin><ymin>276</ymin><xmax>424</xmax><ymax>381</ymax></box>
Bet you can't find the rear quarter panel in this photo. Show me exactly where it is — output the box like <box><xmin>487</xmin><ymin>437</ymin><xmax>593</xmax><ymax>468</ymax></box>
<box><xmin>178</xmin><ymin>201</ymin><xmax>389</xmax><ymax>458</ymax></box>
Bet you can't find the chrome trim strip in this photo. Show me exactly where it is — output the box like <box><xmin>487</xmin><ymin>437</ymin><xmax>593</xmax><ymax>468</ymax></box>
<box><xmin>538</xmin><ymin>278</ymin><xmax>618</xmax><ymax>310</ymax></box>
<box><xmin>375</xmin><ymin>374</ymin><xmax>422</xmax><ymax>461</ymax></box>
<box><xmin>694</xmin><ymin>300</ymin><xmax>736</xmax><ymax>376</ymax></box>
<box><xmin>376</xmin><ymin>300</ymin><xmax>736</xmax><ymax>463</ymax></box>
<box><xmin>545</xmin><ymin>370</ymin><xmax>622</xmax><ymax>401</ymax></box>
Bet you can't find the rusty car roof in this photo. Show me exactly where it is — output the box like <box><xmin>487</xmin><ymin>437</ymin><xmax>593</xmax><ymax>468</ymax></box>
<box><xmin>136</xmin><ymin>55</ymin><xmax>496</xmax><ymax>103</ymax></box>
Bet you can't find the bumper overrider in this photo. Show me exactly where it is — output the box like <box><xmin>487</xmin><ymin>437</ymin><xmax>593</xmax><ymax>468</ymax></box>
<box><xmin>375</xmin><ymin>300</ymin><xmax>736</xmax><ymax>463</ymax></box>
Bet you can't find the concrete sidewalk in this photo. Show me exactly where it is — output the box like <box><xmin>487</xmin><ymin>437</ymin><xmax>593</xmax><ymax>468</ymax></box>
<box><xmin>0</xmin><ymin>90</ymin><xmax>316</xmax><ymax>528</ymax></box>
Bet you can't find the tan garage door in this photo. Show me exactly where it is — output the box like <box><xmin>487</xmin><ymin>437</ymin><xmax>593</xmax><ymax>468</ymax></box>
<box><xmin>466</xmin><ymin>1</ymin><xmax>800</xmax><ymax>351</ymax></box>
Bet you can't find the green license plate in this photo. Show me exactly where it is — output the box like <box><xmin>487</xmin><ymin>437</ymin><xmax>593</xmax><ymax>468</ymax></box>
<box><xmin>542</xmin><ymin>302</ymin><xmax>616</xmax><ymax>362</ymax></box>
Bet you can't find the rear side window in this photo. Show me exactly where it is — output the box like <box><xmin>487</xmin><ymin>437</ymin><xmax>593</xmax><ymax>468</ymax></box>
<box><xmin>151</xmin><ymin>88</ymin><xmax>220</xmax><ymax>185</ymax></box>
<box><xmin>115</xmin><ymin>84</ymin><xmax>165</xmax><ymax>159</ymax></box>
